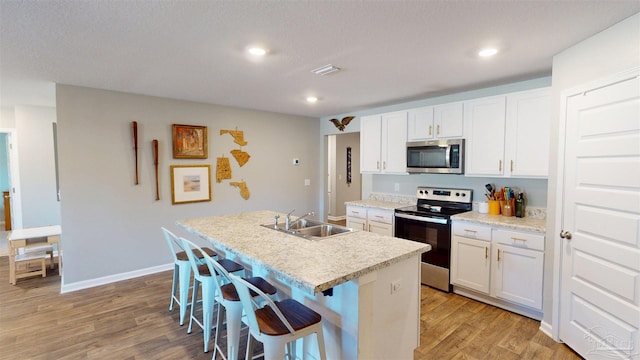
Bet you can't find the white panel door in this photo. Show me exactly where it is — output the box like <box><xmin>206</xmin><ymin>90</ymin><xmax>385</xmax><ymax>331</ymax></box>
<box><xmin>493</xmin><ymin>244</ymin><xmax>544</xmax><ymax>310</ymax></box>
<box><xmin>451</xmin><ymin>235</ymin><xmax>491</xmax><ymax>294</ymax></box>
<box><xmin>560</xmin><ymin>70</ymin><xmax>640</xmax><ymax>359</ymax></box>
<box><xmin>381</xmin><ymin>111</ymin><xmax>408</xmax><ymax>174</ymax></box>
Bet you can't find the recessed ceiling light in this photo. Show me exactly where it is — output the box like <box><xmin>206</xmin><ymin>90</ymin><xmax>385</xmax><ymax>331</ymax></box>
<box><xmin>247</xmin><ymin>47</ymin><xmax>267</xmax><ymax>56</ymax></box>
<box><xmin>478</xmin><ymin>48</ymin><xmax>498</xmax><ymax>57</ymax></box>
<box><xmin>306</xmin><ymin>96</ymin><xmax>318</xmax><ymax>103</ymax></box>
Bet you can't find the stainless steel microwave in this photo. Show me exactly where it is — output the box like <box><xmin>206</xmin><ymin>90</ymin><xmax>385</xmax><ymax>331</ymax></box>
<box><xmin>406</xmin><ymin>139</ymin><xmax>465</xmax><ymax>174</ymax></box>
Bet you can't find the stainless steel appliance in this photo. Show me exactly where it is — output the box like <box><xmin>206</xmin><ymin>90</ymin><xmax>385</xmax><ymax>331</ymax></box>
<box><xmin>406</xmin><ymin>138</ymin><xmax>465</xmax><ymax>174</ymax></box>
<box><xmin>394</xmin><ymin>186</ymin><xmax>472</xmax><ymax>292</ymax></box>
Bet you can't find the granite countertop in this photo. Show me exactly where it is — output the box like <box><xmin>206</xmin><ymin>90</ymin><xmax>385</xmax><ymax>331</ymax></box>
<box><xmin>177</xmin><ymin>210</ymin><xmax>429</xmax><ymax>295</ymax></box>
<box><xmin>344</xmin><ymin>199</ymin><xmax>408</xmax><ymax>210</ymax></box>
<box><xmin>452</xmin><ymin>211</ymin><xmax>546</xmax><ymax>233</ymax></box>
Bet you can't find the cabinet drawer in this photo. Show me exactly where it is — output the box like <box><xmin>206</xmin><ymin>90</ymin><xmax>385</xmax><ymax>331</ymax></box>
<box><xmin>346</xmin><ymin>206</ymin><xmax>367</xmax><ymax>219</ymax></box>
<box><xmin>452</xmin><ymin>221</ymin><xmax>491</xmax><ymax>241</ymax></box>
<box><xmin>367</xmin><ymin>208</ymin><xmax>393</xmax><ymax>224</ymax></box>
<box><xmin>493</xmin><ymin>229</ymin><xmax>544</xmax><ymax>251</ymax></box>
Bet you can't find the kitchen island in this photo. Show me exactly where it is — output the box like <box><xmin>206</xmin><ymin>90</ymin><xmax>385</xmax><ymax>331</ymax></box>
<box><xmin>178</xmin><ymin>210</ymin><xmax>429</xmax><ymax>360</ymax></box>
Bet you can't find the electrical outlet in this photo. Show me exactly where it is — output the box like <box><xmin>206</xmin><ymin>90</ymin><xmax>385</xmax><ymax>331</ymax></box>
<box><xmin>390</xmin><ymin>280</ymin><xmax>401</xmax><ymax>295</ymax></box>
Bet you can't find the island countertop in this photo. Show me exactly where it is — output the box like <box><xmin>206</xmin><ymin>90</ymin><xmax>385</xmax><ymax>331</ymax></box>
<box><xmin>177</xmin><ymin>210</ymin><xmax>430</xmax><ymax>295</ymax></box>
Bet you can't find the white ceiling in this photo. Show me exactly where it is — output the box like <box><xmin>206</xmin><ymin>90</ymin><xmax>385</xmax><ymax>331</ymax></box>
<box><xmin>1</xmin><ymin>1</ymin><xmax>638</xmax><ymax>118</ymax></box>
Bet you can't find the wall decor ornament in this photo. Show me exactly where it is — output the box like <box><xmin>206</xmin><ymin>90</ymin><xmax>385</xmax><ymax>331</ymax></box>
<box><xmin>216</xmin><ymin>156</ymin><xmax>232</xmax><ymax>183</ymax></box>
<box><xmin>131</xmin><ymin>121</ymin><xmax>139</xmax><ymax>184</ymax></box>
<box><xmin>172</xmin><ymin>124</ymin><xmax>208</xmax><ymax>159</ymax></box>
<box><xmin>153</xmin><ymin>139</ymin><xmax>160</xmax><ymax>200</ymax></box>
<box><xmin>346</xmin><ymin>146</ymin><xmax>352</xmax><ymax>186</ymax></box>
<box><xmin>230</xmin><ymin>180</ymin><xmax>250</xmax><ymax>200</ymax></box>
<box><xmin>170</xmin><ymin>165</ymin><xmax>211</xmax><ymax>204</ymax></box>
<box><xmin>329</xmin><ymin>116</ymin><xmax>355</xmax><ymax>132</ymax></box>
<box><xmin>230</xmin><ymin>149</ymin><xmax>251</xmax><ymax>167</ymax></box>
<box><xmin>220</xmin><ymin>128</ymin><xmax>248</xmax><ymax>146</ymax></box>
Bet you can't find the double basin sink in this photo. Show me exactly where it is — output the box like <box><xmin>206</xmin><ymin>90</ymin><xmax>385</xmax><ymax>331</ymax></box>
<box><xmin>261</xmin><ymin>218</ymin><xmax>354</xmax><ymax>240</ymax></box>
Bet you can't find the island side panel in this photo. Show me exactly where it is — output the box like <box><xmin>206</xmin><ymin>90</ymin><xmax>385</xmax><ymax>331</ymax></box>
<box><xmin>289</xmin><ymin>253</ymin><xmax>421</xmax><ymax>359</ymax></box>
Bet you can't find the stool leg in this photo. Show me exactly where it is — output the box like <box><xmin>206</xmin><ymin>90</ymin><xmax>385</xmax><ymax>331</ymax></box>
<box><xmin>202</xmin><ymin>284</ymin><xmax>215</xmax><ymax>353</ymax></box>
<box><xmin>226</xmin><ymin>301</ymin><xmax>243</xmax><ymax>360</ymax></box>
<box><xmin>263</xmin><ymin>338</ymin><xmax>286</xmax><ymax>360</ymax></box>
<box><xmin>188</xmin><ymin>280</ymin><xmax>199</xmax><ymax>334</ymax></box>
<box><xmin>178</xmin><ymin>261</ymin><xmax>192</xmax><ymax>326</ymax></box>
<box><xmin>316</xmin><ymin>326</ymin><xmax>327</xmax><ymax>360</ymax></box>
<box><xmin>170</xmin><ymin>263</ymin><xmax>179</xmax><ymax>312</ymax></box>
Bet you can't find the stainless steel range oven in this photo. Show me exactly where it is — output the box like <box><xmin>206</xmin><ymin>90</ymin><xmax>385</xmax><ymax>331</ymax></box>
<box><xmin>394</xmin><ymin>187</ymin><xmax>472</xmax><ymax>292</ymax></box>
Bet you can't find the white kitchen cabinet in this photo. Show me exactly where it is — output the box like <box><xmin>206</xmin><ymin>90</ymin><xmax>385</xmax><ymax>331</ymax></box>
<box><xmin>360</xmin><ymin>111</ymin><xmax>408</xmax><ymax>174</ymax></box>
<box><xmin>491</xmin><ymin>228</ymin><xmax>545</xmax><ymax>310</ymax></box>
<box><xmin>451</xmin><ymin>222</ymin><xmax>492</xmax><ymax>294</ymax></box>
<box><xmin>463</xmin><ymin>95</ymin><xmax>507</xmax><ymax>176</ymax></box>
<box><xmin>360</xmin><ymin>115</ymin><xmax>383</xmax><ymax>172</ymax></box>
<box><xmin>504</xmin><ymin>87</ymin><xmax>551</xmax><ymax>177</ymax></box>
<box><xmin>366</xmin><ymin>208</ymin><xmax>394</xmax><ymax>236</ymax></box>
<box><xmin>464</xmin><ymin>87</ymin><xmax>551</xmax><ymax>178</ymax></box>
<box><xmin>346</xmin><ymin>205</ymin><xmax>367</xmax><ymax>231</ymax></box>
<box><xmin>451</xmin><ymin>220</ymin><xmax>545</xmax><ymax>317</ymax></box>
<box><xmin>346</xmin><ymin>205</ymin><xmax>394</xmax><ymax>237</ymax></box>
<box><xmin>407</xmin><ymin>102</ymin><xmax>463</xmax><ymax>141</ymax></box>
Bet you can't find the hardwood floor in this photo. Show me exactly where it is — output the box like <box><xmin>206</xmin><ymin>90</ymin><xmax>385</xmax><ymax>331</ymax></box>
<box><xmin>0</xmin><ymin>256</ymin><xmax>582</xmax><ymax>359</ymax></box>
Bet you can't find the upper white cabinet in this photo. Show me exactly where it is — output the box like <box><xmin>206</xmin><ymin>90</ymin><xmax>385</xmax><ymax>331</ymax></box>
<box><xmin>464</xmin><ymin>95</ymin><xmax>507</xmax><ymax>176</ymax></box>
<box><xmin>464</xmin><ymin>87</ymin><xmax>551</xmax><ymax>178</ymax></box>
<box><xmin>407</xmin><ymin>102</ymin><xmax>463</xmax><ymax>141</ymax></box>
<box><xmin>504</xmin><ymin>88</ymin><xmax>551</xmax><ymax>177</ymax></box>
<box><xmin>360</xmin><ymin>111</ymin><xmax>408</xmax><ymax>174</ymax></box>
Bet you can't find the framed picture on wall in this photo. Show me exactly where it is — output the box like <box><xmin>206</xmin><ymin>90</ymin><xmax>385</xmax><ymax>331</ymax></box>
<box><xmin>172</xmin><ymin>124</ymin><xmax>208</xmax><ymax>159</ymax></box>
<box><xmin>170</xmin><ymin>165</ymin><xmax>211</xmax><ymax>204</ymax></box>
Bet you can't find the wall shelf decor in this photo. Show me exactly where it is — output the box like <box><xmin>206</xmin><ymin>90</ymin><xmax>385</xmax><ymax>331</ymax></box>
<box><xmin>170</xmin><ymin>164</ymin><xmax>211</xmax><ymax>204</ymax></box>
<box><xmin>152</xmin><ymin>139</ymin><xmax>160</xmax><ymax>200</ymax></box>
<box><xmin>172</xmin><ymin>124</ymin><xmax>208</xmax><ymax>159</ymax></box>
<box><xmin>347</xmin><ymin>146</ymin><xmax>352</xmax><ymax>186</ymax></box>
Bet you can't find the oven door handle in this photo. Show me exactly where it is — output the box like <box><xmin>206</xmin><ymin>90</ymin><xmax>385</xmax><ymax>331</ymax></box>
<box><xmin>395</xmin><ymin>212</ymin><xmax>448</xmax><ymax>225</ymax></box>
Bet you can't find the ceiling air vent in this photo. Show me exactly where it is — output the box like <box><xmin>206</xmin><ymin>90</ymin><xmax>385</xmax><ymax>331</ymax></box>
<box><xmin>311</xmin><ymin>64</ymin><xmax>341</xmax><ymax>76</ymax></box>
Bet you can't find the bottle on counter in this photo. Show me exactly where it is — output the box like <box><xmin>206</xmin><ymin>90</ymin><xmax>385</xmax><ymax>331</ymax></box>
<box><xmin>515</xmin><ymin>193</ymin><xmax>525</xmax><ymax>218</ymax></box>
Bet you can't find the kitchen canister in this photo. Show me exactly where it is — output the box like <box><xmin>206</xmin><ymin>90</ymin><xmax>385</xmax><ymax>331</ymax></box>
<box><xmin>479</xmin><ymin>202</ymin><xmax>489</xmax><ymax>214</ymax></box>
<box><xmin>488</xmin><ymin>200</ymin><xmax>501</xmax><ymax>215</ymax></box>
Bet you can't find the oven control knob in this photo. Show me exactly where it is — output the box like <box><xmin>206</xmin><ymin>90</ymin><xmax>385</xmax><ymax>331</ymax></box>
<box><xmin>461</xmin><ymin>193</ymin><xmax>466</xmax><ymax>197</ymax></box>
<box><xmin>455</xmin><ymin>192</ymin><xmax>460</xmax><ymax>196</ymax></box>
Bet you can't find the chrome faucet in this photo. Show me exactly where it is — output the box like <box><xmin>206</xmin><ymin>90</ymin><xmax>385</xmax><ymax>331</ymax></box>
<box><xmin>285</xmin><ymin>210</ymin><xmax>315</xmax><ymax>230</ymax></box>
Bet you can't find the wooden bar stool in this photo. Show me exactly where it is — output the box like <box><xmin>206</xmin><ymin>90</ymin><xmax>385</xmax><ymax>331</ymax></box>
<box><xmin>228</xmin><ymin>273</ymin><xmax>327</xmax><ymax>360</ymax></box>
<box><xmin>10</xmin><ymin>251</ymin><xmax>49</xmax><ymax>285</ymax></box>
<box><xmin>162</xmin><ymin>227</ymin><xmax>217</xmax><ymax>326</ymax></box>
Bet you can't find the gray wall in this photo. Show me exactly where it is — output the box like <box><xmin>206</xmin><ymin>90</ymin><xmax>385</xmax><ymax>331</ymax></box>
<box><xmin>56</xmin><ymin>85</ymin><xmax>320</xmax><ymax>286</ymax></box>
<box><xmin>15</xmin><ymin>105</ymin><xmax>60</xmax><ymax>227</ymax></box>
<box><xmin>544</xmin><ymin>13</ymin><xmax>640</xmax><ymax>333</ymax></box>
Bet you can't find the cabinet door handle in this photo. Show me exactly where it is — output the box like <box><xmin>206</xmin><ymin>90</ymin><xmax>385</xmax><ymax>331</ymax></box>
<box><xmin>383</xmin><ymin>161</ymin><xmax>386</xmax><ymax>170</ymax></box>
<box><xmin>510</xmin><ymin>160</ymin><xmax>514</xmax><ymax>173</ymax></box>
<box><xmin>436</xmin><ymin>124</ymin><xmax>440</xmax><ymax>135</ymax></box>
<box><xmin>499</xmin><ymin>160</ymin><xmax>502</xmax><ymax>172</ymax></box>
<box><xmin>511</xmin><ymin>237</ymin><xmax>527</xmax><ymax>242</ymax></box>
<box><xmin>464</xmin><ymin>229</ymin><xmax>477</xmax><ymax>233</ymax></box>
<box><xmin>497</xmin><ymin>249</ymin><xmax>501</xmax><ymax>261</ymax></box>
<box><xmin>376</xmin><ymin>161</ymin><xmax>380</xmax><ymax>170</ymax></box>
<box><xmin>429</xmin><ymin>125</ymin><xmax>432</xmax><ymax>136</ymax></box>
<box><xmin>362</xmin><ymin>223</ymin><xmax>366</xmax><ymax>231</ymax></box>
<box><xmin>485</xmin><ymin>246</ymin><xmax>488</xmax><ymax>259</ymax></box>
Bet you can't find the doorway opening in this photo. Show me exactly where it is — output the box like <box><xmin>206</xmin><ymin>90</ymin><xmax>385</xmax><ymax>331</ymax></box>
<box><xmin>326</xmin><ymin>132</ymin><xmax>361</xmax><ymax>222</ymax></box>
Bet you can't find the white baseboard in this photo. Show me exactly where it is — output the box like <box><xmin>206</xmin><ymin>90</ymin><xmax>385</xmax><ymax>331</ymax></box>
<box><xmin>61</xmin><ymin>263</ymin><xmax>173</xmax><ymax>293</ymax></box>
<box><xmin>539</xmin><ymin>320</ymin><xmax>559</xmax><ymax>342</ymax></box>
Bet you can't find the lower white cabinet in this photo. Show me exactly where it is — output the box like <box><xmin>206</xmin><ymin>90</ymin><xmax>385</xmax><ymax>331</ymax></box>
<box><xmin>346</xmin><ymin>205</ymin><xmax>394</xmax><ymax>237</ymax></box>
<box><xmin>451</xmin><ymin>220</ymin><xmax>545</xmax><ymax>317</ymax></box>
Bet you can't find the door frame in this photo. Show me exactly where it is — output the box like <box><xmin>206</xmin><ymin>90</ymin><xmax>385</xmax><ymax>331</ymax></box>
<box><xmin>0</xmin><ymin>128</ymin><xmax>22</xmax><ymax>231</ymax></box>
<box><xmin>550</xmin><ymin>66</ymin><xmax>639</xmax><ymax>342</ymax></box>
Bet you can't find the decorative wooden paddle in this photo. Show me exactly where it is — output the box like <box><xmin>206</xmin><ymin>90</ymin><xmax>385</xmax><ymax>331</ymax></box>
<box><xmin>132</xmin><ymin>121</ymin><xmax>139</xmax><ymax>185</ymax></box>
<box><xmin>152</xmin><ymin>139</ymin><xmax>159</xmax><ymax>200</ymax></box>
